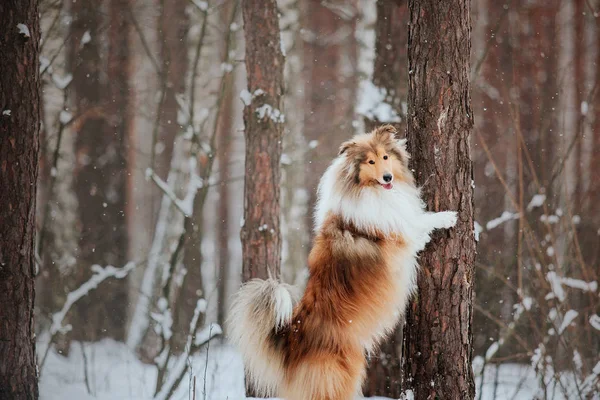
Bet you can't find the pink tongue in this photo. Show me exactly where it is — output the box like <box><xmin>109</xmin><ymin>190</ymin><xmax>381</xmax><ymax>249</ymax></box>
<box><xmin>382</xmin><ymin>183</ymin><xmax>393</xmax><ymax>190</ymax></box>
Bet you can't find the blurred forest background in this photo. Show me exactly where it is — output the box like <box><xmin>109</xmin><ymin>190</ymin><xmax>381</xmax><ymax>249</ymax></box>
<box><xmin>31</xmin><ymin>0</ymin><xmax>599</xmax><ymax>398</ymax></box>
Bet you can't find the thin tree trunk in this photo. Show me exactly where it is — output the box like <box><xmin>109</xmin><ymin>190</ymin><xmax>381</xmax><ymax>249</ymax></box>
<box><xmin>403</xmin><ymin>0</ymin><xmax>476</xmax><ymax>398</ymax></box>
<box><xmin>362</xmin><ymin>1</ymin><xmax>408</xmax><ymax>397</ymax></box>
<box><xmin>590</xmin><ymin>12</ymin><xmax>600</xmax><ymax>267</ymax></box>
<box><xmin>216</xmin><ymin>67</ymin><xmax>234</xmax><ymax>328</ymax></box>
<box><xmin>574</xmin><ymin>0</ymin><xmax>585</xmax><ymax>213</ymax></box>
<box><xmin>156</xmin><ymin>0</ymin><xmax>189</xmax><ymax>181</ymax></box>
<box><xmin>157</xmin><ymin>0</ymin><xmax>194</xmax><ymax>355</ymax></box>
<box><xmin>241</xmin><ymin>1</ymin><xmax>285</xmax><ymax>395</ymax></box>
<box><xmin>69</xmin><ymin>0</ymin><xmax>132</xmax><ymax>341</ymax></box>
<box><xmin>0</xmin><ymin>1</ymin><xmax>40</xmax><ymax>398</ymax></box>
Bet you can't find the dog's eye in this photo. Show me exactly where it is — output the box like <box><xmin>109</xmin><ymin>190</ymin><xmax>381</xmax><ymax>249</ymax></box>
<box><xmin>368</xmin><ymin>160</ymin><xmax>375</xmax><ymax>165</ymax></box>
<box><xmin>383</xmin><ymin>155</ymin><xmax>388</xmax><ymax>160</ymax></box>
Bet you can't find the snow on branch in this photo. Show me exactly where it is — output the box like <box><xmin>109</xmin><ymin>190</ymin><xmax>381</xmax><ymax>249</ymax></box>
<box><xmin>40</xmin><ymin>262</ymin><xmax>138</xmax><ymax>371</ymax></box>
<box><xmin>50</xmin><ymin>262</ymin><xmax>137</xmax><ymax>336</ymax></box>
<box><xmin>145</xmin><ymin>167</ymin><xmax>201</xmax><ymax>217</ymax></box>
<box><xmin>485</xmin><ymin>211</ymin><xmax>520</xmax><ymax>230</ymax></box>
<box><xmin>546</xmin><ymin>271</ymin><xmax>597</xmax><ymax>302</ymax></box>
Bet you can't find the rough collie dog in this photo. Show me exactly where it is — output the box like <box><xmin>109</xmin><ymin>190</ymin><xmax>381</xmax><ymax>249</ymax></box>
<box><xmin>228</xmin><ymin>125</ymin><xmax>457</xmax><ymax>400</ymax></box>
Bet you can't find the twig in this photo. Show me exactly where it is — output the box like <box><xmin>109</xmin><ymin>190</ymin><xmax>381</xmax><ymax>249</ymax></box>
<box><xmin>188</xmin><ymin>7</ymin><xmax>210</xmax><ymax>128</ymax></box>
<box><xmin>80</xmin><ymin>342</ymin><xmax>92</xmax><ymax>396</ymax></box>
<box><xmin>202</xmin><ymin>324</ymin><xmax>213</xmax><ymax>400</ymax></box>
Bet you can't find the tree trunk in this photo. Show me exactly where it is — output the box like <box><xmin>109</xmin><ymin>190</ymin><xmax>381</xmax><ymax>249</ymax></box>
<box><xmin>156</xmin><ymin>0</ymin><xmax>195</xmax><ymax>355</ymax></box>
<box><xmin>155</xmin><ymin>0</ymin><xmax>189</xmax><ymax>181</ymax></box>
<box><xmin>0</xmin><ymin>1</ymin><xmax>40</xmax><ymax>398</ymax></box>
<box><xmin>240</xmin><ymin>0</ymin><xmax>285</xmax><ymax>283</ymax></box>
<box><xmin>362</xmin><ymin>1</ymin><xmax>408</xmax><ymax>397</ymax></box>
<box><xmin>241</xmin><ymin>0</ymin><xmax>284</xmax><ymax>395</ymax></box>
<box><xmin>302</xmin><ymin>0</ymin><xmax>358</xmax><ymax>241</ymax></box>
<box><xmin>69</xmin><ymin>0</ymin><xmax>132</xmax><ymax>341</ymax></box>
<box><xmin>216</xmin><ymin>62</ymin><xmax>234</xmax><ymax>328</ymax></box>
<box><xmin>403</xmin><ymin>0</ymin><xmax>476</xmax><ymax>399</ymax></box>
<box><xmin>573</xmin><ymin>0</ymin><xmax>585</xmax><ymax>213</ymax></box>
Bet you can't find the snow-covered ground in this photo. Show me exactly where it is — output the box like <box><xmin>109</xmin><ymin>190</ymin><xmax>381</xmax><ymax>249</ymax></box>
<box><xmin>39</xmin><ymin>339</ymin><xmax>579</xmax><ymax>400</ymax></box>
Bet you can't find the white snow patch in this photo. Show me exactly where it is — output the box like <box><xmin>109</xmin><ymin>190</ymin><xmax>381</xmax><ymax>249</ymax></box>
<box><xmin>486</xmin><ymin>211</ymin><xmax>520</xmax><ymax>230</ymax></box>
<box><xmin>240</xmin><ymin>89</ymin><xmax>252</xmax><ymax>105</ymax></box>
<box><xmin>526</xmin><ymin>194</ymin><xmax>546</xmax><ymax>211</ymax></box>
<box><xmin>540</xmin><ymin>214</ymin><xmax>560</xmax><ymax>224</ymax></box>
<box><xmin>17</xmin><ymin>23</ymin><xmax>31</xmax><ymax>38</ymax></box>
<box><xmin>560</xmin><ymin>277</ymin><xmax>597</xmax><ymax>292</ymax></box>
<box><xmin>546</xmin><ymin>271</ymin><xmax>566</xmax><ymax>302</ymax></box>
<box><xmin>240</xmin><ymin>88</ymin><xmax>265</xmax><ymax>106</ymax></box>
<box><xmin>474</xmin><ymin>221</ymin><xmax>483</xmax><ymax>241</ymax></box>
<box><xmin>59</xmin><ymin>110</ymin><xmax>73</xmax><ymax>125</ymax></box>
<box><xmin>589</xmin><ymin>314</ymin><xmax>600</xmax><ymax>331</ymax></box>
<box><xmin>557</xmin><ymin>310</ymin><xmax>578</xmax><ymax>334</ymax></box>
<box><xmin>192</xmin><ymin>0</ymin><xmax>208</xmax><ymax>11</ymax></box>
<box><xmin>40</xmin><ymin>56</ymin><xmax>50</xmax><ymax>72</ymax></box>
<box><xmin>52</xmin><ymin>73</ymin><xmax>73</xmax><ymax>89</ymax></box>
<box><xmin>80</xmin><ymin>30</ymin><xmax>91</xmax><ymax>47</ymax></box>
<box><xmin>280</xmin><ymin>153</ymin><xmax>292</xmax><ymax>165</ymax></box>
<box><xmin>2</xmin><ymin>110</ymin><xmax>11</xmax><ymax>116</ymax></box>
<box><xmin>255</xmin><ymin>104</ymin><xmax>285</xmax><ymax>123</ymax></box>
<box><xmin>356</xmin><ymin>81</ymin><xmax>401</xmax><ymax>123</ymax></box>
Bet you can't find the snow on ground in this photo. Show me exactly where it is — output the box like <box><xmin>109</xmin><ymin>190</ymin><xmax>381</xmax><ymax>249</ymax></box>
<box><xmin>39</xmin><ymin>339</ymin><xmax>576</xmax><ymax>400</ymax></box>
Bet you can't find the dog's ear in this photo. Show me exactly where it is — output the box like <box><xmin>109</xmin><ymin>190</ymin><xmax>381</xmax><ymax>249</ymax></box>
<box><xmin>339</xmin><ymin>140</ymin><xmax>355</xmax><ymax>155</ymax></box>
<box><xmin>373</xmin><ymin>124</ymin><xmax>397</xmax><ymax>141</ymax></box>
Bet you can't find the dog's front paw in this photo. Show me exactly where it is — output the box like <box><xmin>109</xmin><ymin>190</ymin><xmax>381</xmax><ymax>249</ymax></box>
<box><xmin>435</xmin><ymin>211</ymin><xmax>458</xmax><ymax>229</ymax></box>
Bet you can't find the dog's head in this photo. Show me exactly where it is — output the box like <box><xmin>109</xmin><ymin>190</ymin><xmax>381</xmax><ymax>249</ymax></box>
<box><xmin>338</xmin><ymin>125</ymin><xmax>413</xmax><ymax>191</ymax></box>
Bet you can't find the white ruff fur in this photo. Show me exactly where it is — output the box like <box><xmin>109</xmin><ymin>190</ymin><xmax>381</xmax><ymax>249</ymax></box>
<box><xmin>315</xmin><ymin>155</ymin><xmax>456</xmax><ymax>252</ymax></box>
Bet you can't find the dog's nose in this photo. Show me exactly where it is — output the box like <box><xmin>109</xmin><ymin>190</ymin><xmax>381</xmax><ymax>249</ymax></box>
<box><xmin>383</xmin><ymin>173</ymin><xmax>393</xmax><ymax>183</ymax></box>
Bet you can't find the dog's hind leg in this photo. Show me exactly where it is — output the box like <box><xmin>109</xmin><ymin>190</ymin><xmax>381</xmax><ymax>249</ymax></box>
<box><xmin>282</xmin><ymin>351</ymin><xmax>365</xmax><ymax>400</ymax></box>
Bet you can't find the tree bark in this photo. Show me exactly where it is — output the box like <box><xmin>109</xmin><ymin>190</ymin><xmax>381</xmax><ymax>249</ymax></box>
<box><xmin>403</xmin><ymin>0</ymin><xmax>476</xmax><ymax>399</ymax></box>
<box><xmin>240</xmin><ymin>0</ymin><xmax>285</xmax><ymax>283</ymax></box>
<box><xmin>69</xmin><ymin>0</ymin><xmax>132</xmax><ymax>341</ymax></box>
<box><xmin>241</xmin><ymin>1</ymin><xmax>284</xmax><ymax>395</ymax></box>
<box><xmin>362</xmin><ymin>1</ymin><xmax>408</xmax><ymax>397</ymax></box>
<box><xmin>216</xmin><ymin>62</ymin><xmax>234</xmax><ymax>328</ymax></box>
<box><xmin>0</xmin><ymin>1</ymin><xmax>40</xmax><ymax>398</ymax></box>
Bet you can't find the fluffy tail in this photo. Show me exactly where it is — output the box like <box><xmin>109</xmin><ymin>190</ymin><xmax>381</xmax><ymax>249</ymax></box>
<box><xmin>227</xmin><ymin>278</ymin><xmax>297</xmax><ymax>396</ymax></box>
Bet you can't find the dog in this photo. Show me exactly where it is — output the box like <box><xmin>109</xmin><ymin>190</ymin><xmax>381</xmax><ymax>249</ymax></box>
<box><xmin>227</xmin><ymin>125</ymin><xmax>457</xmax><ymax>400</ymax></box>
